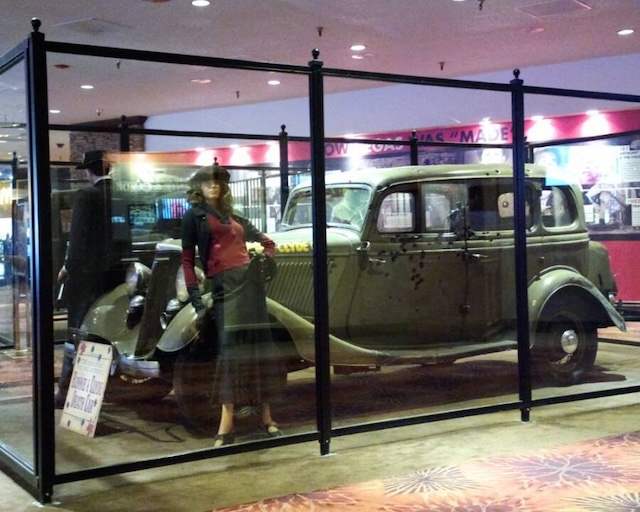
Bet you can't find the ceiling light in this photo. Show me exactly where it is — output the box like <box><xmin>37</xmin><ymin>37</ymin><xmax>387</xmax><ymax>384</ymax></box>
<box><xmin>190</xmin><ymin>78</ymin><xmax>211</xmax><ymax>84</ymax></box>
<box><xmin>49</xmin><ymin>109</ymin><xmax>61</xmax><ymax>114</ymax></box>
<box><xmin>618</xmin><ymin>29</ymin><xmax>634</xmax><ymax>36</ymax></box>
<box><xmin>192</xmin><ymin>0</ymin><xmax>210</xmax><ymax>6</ymax></box>
<box><xmin>80</xmin><ymin>84</ymin><xmax>94</xmax><ymax>89</ymax></box>
<box><xmin>267</xmin><ymin>79</ymin><xmax>280</xmax><ymax>85</ymax></box>
<box><xmin>350</xmin><ymin>44</ymin><xmax>366</xmax><ymax>51</ymax></box>
<box><xmin>351</xmin><ymin>54</ymin><xmax>364</xmax><ymax>60</ymax></box>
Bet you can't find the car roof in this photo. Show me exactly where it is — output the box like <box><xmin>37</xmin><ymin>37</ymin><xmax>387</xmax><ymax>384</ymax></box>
<box><xmin>292</xmin><ymin>164</ymin><xmax>578</xmax><ymax>193</ymax></box>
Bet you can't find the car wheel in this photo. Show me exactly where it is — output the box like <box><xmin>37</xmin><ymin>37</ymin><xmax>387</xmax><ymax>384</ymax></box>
<box><xmin>173</xmin><ymin>343</ymin><xmax>219</xmax><ymax>435</ymax></box>
<box><xmin>533</xmin><ymin>300</ymin><xmax>598</xmax><ymax>386</ymax></box>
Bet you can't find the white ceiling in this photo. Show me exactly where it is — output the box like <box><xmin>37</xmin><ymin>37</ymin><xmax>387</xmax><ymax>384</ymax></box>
<box><xmin>0</xmin><ymin>0</ymin><xmax>639</xmax><ymax>157</ymax></box>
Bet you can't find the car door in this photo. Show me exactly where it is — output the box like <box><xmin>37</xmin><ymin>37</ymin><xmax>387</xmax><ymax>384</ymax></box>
<box><xmin>347</xmin><ymin>182</ymin><xmax>473</xmax><ymax>349</ymax></box>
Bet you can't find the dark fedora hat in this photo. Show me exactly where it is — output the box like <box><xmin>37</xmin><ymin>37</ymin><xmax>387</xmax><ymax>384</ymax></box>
<box><xmin>189</xmin><ymin>164</ymin><xmax>230</xmax><ymax>186</ymax></box>
<box><xmin>76</xmin><ymin>149</ymin><xmax>107</xmax><ymax>169</ymax></box>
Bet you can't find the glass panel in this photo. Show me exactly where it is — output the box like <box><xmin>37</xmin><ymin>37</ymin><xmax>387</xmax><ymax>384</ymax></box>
<box><xmin>47</xmin><ymin>52</ymin><xmax>315</xmax><ymax>473</ymax></box>
<box><xmin>53</xmin><ymin>146</ymin><xmax>316</xmax><ymax>468</ymax></box>
<box><xmin>0</xmin><ymin>58</ymin><xmax>34</xmax><ymax>465</ymax></box>
<box><xmin>377</xmin><ymin>192</ymin><xmax>415</xmax><ymax>233</ymax></box>
<box><xmin>322</xmin><ymin>80</ymin><xmax>520</xmax><ymax>430</ymax></box>
<box><xmin>527</xmin><ymin>95</ymin><xmax>640</xmax><ymax>403</ymax></box>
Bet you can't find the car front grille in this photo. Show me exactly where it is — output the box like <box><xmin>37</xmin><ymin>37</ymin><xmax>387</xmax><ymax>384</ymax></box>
<box><xmin>135</xmin><ymin>254</ymin><xmax>182</xmax><ymax>357</ymax></box>
<box><xmin>267</xmin><ymin>258</ymin><xmax>315</xmax><ymax>318</ymax></box>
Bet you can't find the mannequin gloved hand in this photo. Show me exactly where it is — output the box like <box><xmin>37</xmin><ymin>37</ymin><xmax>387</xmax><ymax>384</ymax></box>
<box><xmin>187</xmin><ymin>285</ymin><xmax>204</xmax><ymax>312</ymax></box>
<box><xmin>188</xmin><ymin>285</ymin><xmax>212</xmax><ymax>331</ymax></box>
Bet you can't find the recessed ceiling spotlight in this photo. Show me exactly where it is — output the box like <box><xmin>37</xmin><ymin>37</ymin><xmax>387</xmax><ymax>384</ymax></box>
<box><xmin>49</xmin><ymin>109</ymin><xmax>61</xmax><ymax>114</ymax></box>
<box><xmin>350</xmin><ymin>44</ymin><xmax>366</xmax><ymax>51</ymax></box>
<box><xmin>267</xmin><ymin>79</ymin><xmax>281</xmax><ymax>85</ymax></box>
<box><xmin>190</xmin><ymin>78</ymin><xmax>212</xmax><ymax>84</ymax></box>
<box><xmin>192</xmin><ymin>0</ymin><xmax>210</xmax><ymax>6</ymax></box>
<box><xmin>618</xmin><ymin>28</ymin><xmax>634</xmax><ymax>35</ymax></box>
<box><xmin>351</xmin><ymin>54</ymin><xmax>364</xmax><ymax>60</ymax></box>
<box><xmin>80</xmin><ymin>84</ymin><xmax>94</xmax><ymax>89</ymax></box>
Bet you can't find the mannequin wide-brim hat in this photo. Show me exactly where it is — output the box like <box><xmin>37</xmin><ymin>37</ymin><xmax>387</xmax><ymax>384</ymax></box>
<box><xmin>189</xmin><ymin>164</ymin><xmax>230</xmax><ymax>186</ymax></box>
<box><xmin>76</xmin><ymin>149</ymin><xmax>106</xmax><ymax>169</ymax></box>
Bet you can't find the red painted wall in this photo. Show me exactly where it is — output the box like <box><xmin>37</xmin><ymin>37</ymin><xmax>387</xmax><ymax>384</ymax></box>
<box><xmin>599</xmin><ymin>240</ymin><xmax>640</xmax><ymax>302</ymax></box>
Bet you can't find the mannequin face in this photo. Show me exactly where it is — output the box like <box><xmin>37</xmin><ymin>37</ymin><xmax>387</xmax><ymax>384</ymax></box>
<box><xmin>200</xmin><ymin>179</ymin><xmax>222</xmax><ymax>204</ymax></box>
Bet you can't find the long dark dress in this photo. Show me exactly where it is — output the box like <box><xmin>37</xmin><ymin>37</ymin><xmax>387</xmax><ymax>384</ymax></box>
<box><xmin>181</xmin><ymin>204</ymin><xmax>284</xmax><ymax>406</ymax></box>
<box><xmin>211</xmin><ymin>264</ymin><xmax>284</xmax><ymax>405</ymax></box>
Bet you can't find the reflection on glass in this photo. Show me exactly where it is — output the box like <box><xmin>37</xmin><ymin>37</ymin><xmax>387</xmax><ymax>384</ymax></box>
<box><xmin>0</xmin><ymin>58</ymin><xmax>34</xmax><ymax>466</ymax></box>
<box><xmin>52</xmin><ymin>152</ymin><xmax>316</xmax><ymax>471</ymax></box>
<box><xmin>281</xmin><ymin>185</ymin><xmax>372</xmax><ymax>230</ymax></box>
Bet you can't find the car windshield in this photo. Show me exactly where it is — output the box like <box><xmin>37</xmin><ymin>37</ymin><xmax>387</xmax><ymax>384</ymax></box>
<box><xmin>281</xmin><ymin>185</ymin><xmax>371</xmax><ymax>230</ymax></box>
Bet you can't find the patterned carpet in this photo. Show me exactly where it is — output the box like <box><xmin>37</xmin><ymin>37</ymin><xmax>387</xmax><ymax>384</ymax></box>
<box><xmin>213</xmin><ymin>431</ymin><xmax>640</xmax><ymax>512</ymax></box>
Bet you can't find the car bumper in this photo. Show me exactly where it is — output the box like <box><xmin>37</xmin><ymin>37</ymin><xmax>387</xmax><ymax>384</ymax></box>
<box><xmin>117</xmin><ymin>354</ymin><xmax>161</xmax><ymax>379</ymax></box>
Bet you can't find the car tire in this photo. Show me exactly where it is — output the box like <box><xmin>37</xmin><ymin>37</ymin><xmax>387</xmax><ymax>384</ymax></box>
<box><xmin>104</xmin><ymin>374</ymin><xmax>173</xmax><ymax>403</ymax></box>
<box><xmin>533</xmin><ymin>298</ymin><xmax>598</xmax><ymax>386</ymax></box>
<box><xmin>173</xmin><ymin>343</ymin><xmax>219</xmax><ymax>435</ymax></box>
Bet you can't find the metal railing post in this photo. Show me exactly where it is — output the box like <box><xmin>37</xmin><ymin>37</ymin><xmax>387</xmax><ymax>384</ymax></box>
<box><xmin>409</xmin><ymin>130</ymin><xmax>418</xmax><ymax>165</ymax></box>
<box><xmin>278</xmin><ymin>124</ymin><xmax>290</xmax><ymax>211</ymax></box>
<box><xmin>511</xmin><ymin>69</ymin><xmax>532</xmax><ymax>422</ymax></box>
<box><xmin>26</xmin><ymin>18</ymin><xmax>55</xmax><ymax>503</ymax></box>
<box><xmin>308</xmin><ymin>49</ymin><xmax>331</xmax><ymax>456</ymax></box>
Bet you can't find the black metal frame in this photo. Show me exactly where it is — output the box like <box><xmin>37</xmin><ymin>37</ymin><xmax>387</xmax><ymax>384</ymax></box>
<box><xmin>0</xmin><ymin>18</ymin><xmax>639</xmax><ymax>503</ymax></box>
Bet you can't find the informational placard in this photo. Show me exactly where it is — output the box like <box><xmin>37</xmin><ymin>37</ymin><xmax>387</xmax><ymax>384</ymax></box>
<box><xmin>629</xmin><ymin>198</ymin><xmax>640</xmax><ymax>227</ymax></box>
<box><xmin>59</xmin><ymin>341</ymin><xmax>112</xmax><ymax>438</ymax></box>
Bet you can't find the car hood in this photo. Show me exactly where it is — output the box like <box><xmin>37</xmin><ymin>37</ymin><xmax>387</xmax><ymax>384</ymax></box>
<box><xmin>267</xmin><ymin>227</ymin><xmax>363</xmax><ymax>257</ymax></box>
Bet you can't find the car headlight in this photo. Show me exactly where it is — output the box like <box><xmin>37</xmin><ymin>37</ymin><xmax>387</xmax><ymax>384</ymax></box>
<box><xmin>160</xmin><ymin>298</ymin><xmax>184</xmax><ymax>330</ymax></box>
<box><xmin>125</xmin><ymin>262</ymin><xmax>152</xmax><ymax>298</ymax></box>
<box><xmin>175</xmin><ymin>265</ymin><xmax>205</xmax><ymax>303</ymax></box>
<box><xmin>126</xmin><ymin>295</ymin><xmax>146</xmax><ymax>329</ymax></box>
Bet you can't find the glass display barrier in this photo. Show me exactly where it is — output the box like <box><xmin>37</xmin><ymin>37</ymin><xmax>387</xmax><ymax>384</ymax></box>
<box><xmin>0</xmin><ymin>58</ymin><xmax>35</xmax><ymax>466</ymax></box>
<box><xmin>319</xmin><ymin>83</ymin><xmax>521</xmax><ymax>428</ymax></box>
<box><xmin>50</xmin><ymin>142</ymin><xmax>317</xmax><ymax>473</ymax></box>
<box><xmin>527</xmin><ymin>95</ymin><xmax>640</xmax><ymax>404</ymax></box>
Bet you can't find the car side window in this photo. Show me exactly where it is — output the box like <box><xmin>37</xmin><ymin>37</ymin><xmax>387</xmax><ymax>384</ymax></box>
<box><xmin>377</xmin><ymin>192</ymin><xmax>415</xmax><ymax>233</ymax></box>
<box><xmin>424</xmin><ymin>192</ymin><xmax>452</xmax><ymax>232</ymax></box>
<box><xmin>468</xmin><ymin>182</ymin><xmax>533</xmax><ymax>231</ymax></box>
<box><xmin>541</xmin><ymin>186</ymin><xmax>574</xmax><ymax>227</ymax></box>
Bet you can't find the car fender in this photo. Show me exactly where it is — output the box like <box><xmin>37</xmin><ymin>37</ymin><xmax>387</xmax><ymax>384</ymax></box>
<box><xmin>80</xmin><ymin>283</ymin><xmax>140</xmax><ymax>355</ymax></box>
<box><xmin>528</xmin><ymin>266</ymin><xmax>626</xmax><ymax>337</ymax></box>
<box><xmin>156</xmin><ymin>293</ymin><xmax>213</xmax><ymax>353</ymax></box>
<box><xmin>266</xmin><ymin>297</ymin><xmax>383</xmax><ymax>366</ymax></box>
